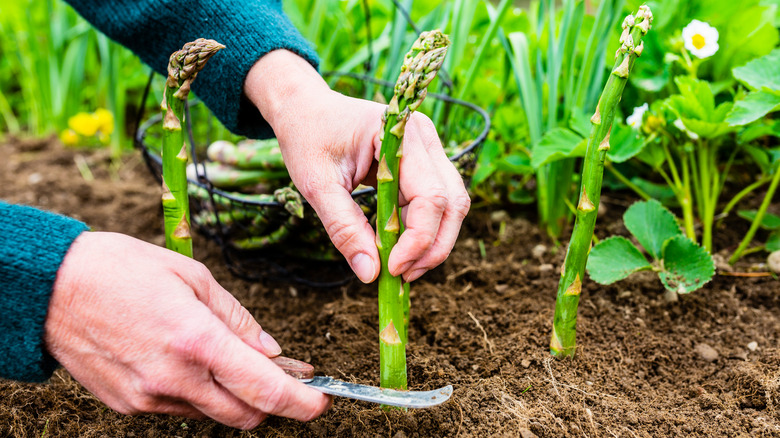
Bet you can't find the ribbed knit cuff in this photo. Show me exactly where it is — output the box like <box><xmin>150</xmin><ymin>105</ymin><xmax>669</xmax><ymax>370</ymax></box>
<box><xmin>0</xmin><ymin>202</ymin><xmax>89</xmax><ymax>382</ymax></box>
<box><xmin>63</xmin><ymin>0</ymin><xmax>320</xmax><ymax>139</ymax></box>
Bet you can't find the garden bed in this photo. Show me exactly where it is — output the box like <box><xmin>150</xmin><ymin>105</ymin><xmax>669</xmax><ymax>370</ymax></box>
<box><xmin>1</xmin><ymin>136</ymin><xmax>778</xmax><ymax>437</ymax></box>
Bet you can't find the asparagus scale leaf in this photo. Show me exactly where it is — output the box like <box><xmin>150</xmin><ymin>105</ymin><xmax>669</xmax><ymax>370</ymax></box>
<box><xmin>377</xmin><ymin>30</ymin><xmax>449</xmax><ymax>392</ymax></box>
<box><xmin>550</xmin><ymin>7</ymin><xmax>653</xmax><ymax>358</ymax></box>
<box><xmin>161</xmin><ymin>38</ymin><xmax>224</xmax><ymax>257</ymax></box>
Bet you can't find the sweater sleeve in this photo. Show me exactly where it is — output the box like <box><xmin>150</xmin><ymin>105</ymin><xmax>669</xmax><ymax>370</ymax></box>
<box><xmin>0</xmin><ymin>202</ymin><xmax>89</xmax><ymax>382</ymax></box>
<box><xmin>63</xmin><ymin>0</ymin><xmax>320</xmax><ymax>139</ymax></box>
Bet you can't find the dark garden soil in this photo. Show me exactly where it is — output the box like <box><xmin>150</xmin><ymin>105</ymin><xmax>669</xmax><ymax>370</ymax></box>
<box><xmin>1</xmin><ymin>135</ymin><xmax>779</xmax><ymax>437</ymax></box>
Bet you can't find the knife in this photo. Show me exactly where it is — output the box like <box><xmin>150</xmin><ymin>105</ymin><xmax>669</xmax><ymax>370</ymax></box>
<box><xmin>271</xmin><ymin>356</ymin><xmax>453</xmax><ymax>409</ymax></box>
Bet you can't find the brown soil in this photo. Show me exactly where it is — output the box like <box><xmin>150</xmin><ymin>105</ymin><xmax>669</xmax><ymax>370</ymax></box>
<box><xmin>1</xmin><ymin>136</ymin><xmax>779</xmax><ymax>438</ymax></box>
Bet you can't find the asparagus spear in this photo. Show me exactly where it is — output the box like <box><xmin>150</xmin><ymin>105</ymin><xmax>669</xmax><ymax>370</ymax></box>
<box><xmin>550</xmin><ymin>7</ymin><xmax>652</xmax><ymax>358</ymax></box>
<box><xmin>161</xmin><ymin>38</ymin><xmax>224</xmax><ymax>257</ymax></box>
<box><xmin>189</xmin><ymin>162</ymin><xmax>288</xmax><ymax>189</ymax></box>
<box><xmin>207</xmin><ymin>138</ymin><xmax>286</xmax><ymax>170</ymax></box>
<box><xmin>377</xmin><ymin>30</ymin><xmax>450</xmax><ymax>391</ymax></box>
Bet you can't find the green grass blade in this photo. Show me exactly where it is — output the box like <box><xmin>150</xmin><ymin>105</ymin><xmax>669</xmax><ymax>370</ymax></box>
<box><xmin>456</xmin><ymin>0</ymin><xmax>512</xmax><ymax>102</ymax></box>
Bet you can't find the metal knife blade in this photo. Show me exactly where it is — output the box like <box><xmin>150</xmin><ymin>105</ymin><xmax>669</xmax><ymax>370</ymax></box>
<box><xmin>270</xmin><ymin>356</ymin><xmax>453</xmax><ymax>408</ymax></box>
<box><xmin>302</xmin><ymin>376</ymin><xmax>452</xmax><ymax>409</ymax></box>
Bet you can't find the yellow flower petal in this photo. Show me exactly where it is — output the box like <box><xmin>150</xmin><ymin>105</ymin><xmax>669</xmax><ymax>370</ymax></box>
<box><xmin>60</xmin><ymin>129</ymin><xmax>80</xmax><ymax>146</ymax></box>
<box><xmin>68</xmin><ymin>112</ymin><xmax>99</xmax><ymax>137</ymax></box>
<box><xmin>93</xmin><ymin>108</ymin><xmax>115</xmax><ymax>135</ymax></box>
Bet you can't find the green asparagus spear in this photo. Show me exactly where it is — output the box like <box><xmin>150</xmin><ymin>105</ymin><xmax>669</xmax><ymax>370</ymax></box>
<box><xmin>161</xmin><ymin>38</ymin><xmax>224</xmax><ymax>257</ymax></box>
<box><xmin>207</xmin><ymin>138</ymin><xmax>286</xmax><ymax>170</ymax></box>
<box><xmin>377</xmin><ymin>30</ymin><xmax>450</xmax><ymax>391</ymax></box>
<box><xmin>191</xmin><ymin>162</ymin><xmax>288</xmax><ymax>189</ymax></box>
<box><xmin>550</xmin><ymin>7</ymin><xmax>653</xmax><ymax>358</ymax></box>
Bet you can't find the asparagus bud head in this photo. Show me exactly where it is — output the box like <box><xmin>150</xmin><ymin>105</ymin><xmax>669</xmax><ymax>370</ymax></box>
<box><xmin>167</xmin><ymin>38</ymin><xmax>225</xmax><ymax>100</ymax></box>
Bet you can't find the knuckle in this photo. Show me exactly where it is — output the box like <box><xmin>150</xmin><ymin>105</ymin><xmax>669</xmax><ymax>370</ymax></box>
<box><xmin>422</xmin><ymin>186</ymin><xmax>449</xmax><ymax>212</ymax></box>
<box><xmin>169</xmin><ymin>322</ymin><xmax>213</xmax><ymax>362</ymax></box>
<box><xmin>232</xmin><ymin>305</ymin><xmax>258</xmax><ymax>334</ymax></box>
<box><xmin>451</xmin><ymin>192</ymin><xmax>471</xmax><ymax>218</ymax></box>
<box><xmin>186</xmin><ymin>260</ymin><xmax>214</xmax><ymax>291</ymax></box>
<box><xmin>325</xmin><ymin>219</ymin><xmax>362</xmax><ymax>252</ymax></box>
<box><xmin>252</xmin><ymin>382</ymin><xmax>290</xmax><ymax>415</ymax></box>
<box><xmin>296</xmin><ymin>179</ymin><xmax>324</xmax><ymax>203</ymax></box>
<box><xmin>127</xmin><ymin>393</ymin><xmax>159</xmax><ymax>414</ymax></box>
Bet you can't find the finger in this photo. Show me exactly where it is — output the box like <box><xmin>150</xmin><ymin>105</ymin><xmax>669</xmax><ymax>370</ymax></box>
<box><xmin>186</xmin><ymin>378</ymin><xmax>269</xmax><ymax>430</ymax></box>
<box><xmin>184</xmin><ymin>318</ymin><xmax>331</xmax><ymax>421</ymax></box>
<box><xmin>176</xmin><ymin>261</ymin><xmax>282</xmax><ymax>357</ymax></box>
<box><xmin>399</xmin><ymin>128</ymin><xmax>470</xmax><ymax>281</ymax></box>
<box><xmin>307</xmin><ymin>181</ymin><xmax>380</xmax><ymax>284</ymax></box>
<box><xmin>387</xmin><ymin>128</ymin><xmax>448</xmax><ymax>276</ymax></box>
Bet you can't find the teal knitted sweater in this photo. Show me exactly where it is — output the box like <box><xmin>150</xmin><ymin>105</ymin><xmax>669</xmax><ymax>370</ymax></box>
<box><xmin>0</xmin><ymin>202</ymin><xmax>89</xmax><ymax>381</ymax></box>
<box><xmin>1</xmin><ymin>0</ymin><xmax>318</xmax><ymax>382</ymax></box>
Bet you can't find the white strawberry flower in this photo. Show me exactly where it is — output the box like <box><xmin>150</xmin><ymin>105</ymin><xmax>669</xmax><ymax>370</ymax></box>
<box><xmin>626</xmin><ymin>103</ymin><xmax>649</xmax><ymax>130</ymax></box>
<box><xmin>682</xmin><ymin>20</ymin><xmax>719</xmax><ymax>59</ymax></box>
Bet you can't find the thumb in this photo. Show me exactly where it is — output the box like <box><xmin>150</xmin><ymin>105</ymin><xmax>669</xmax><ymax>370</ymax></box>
<box><xmin>308</xmin><ymin>183</ymin><xmax>380</xmax><ymax>283</ymax></box>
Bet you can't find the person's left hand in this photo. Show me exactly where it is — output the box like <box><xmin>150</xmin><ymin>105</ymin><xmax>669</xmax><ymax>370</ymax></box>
<box><xmin>244</xmin><ymin>50</ymin><xmax>470</xmax><ymax>284</ymax></box>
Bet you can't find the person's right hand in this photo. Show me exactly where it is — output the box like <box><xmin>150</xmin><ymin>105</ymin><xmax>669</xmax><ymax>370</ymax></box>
<box><xmin>44</xmin><ymin>231</ymin><xmax>330</xmax><ymax>429</ymax></box>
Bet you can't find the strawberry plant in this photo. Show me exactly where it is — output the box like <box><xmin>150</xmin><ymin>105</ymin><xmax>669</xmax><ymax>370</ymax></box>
<box><xmin>586</xmin><ymin>199</ymin><xmax>715</xmax><ymax>302</ymax></box>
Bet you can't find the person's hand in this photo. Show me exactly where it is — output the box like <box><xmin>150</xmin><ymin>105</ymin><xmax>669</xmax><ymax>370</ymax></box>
<box><xmin>245</xmin><ymin>50</ymin><xmax>470</xmax><ymax>284</ymax></box>
<box><xmin>44</xmin><ymin>231</ymin><xmax>330</xmax><ymax>429</ymax></box>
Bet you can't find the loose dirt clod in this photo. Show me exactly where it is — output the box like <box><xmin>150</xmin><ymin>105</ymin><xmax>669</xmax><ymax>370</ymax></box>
<box><xmin>694</xmin><ymin>343</ymin><xmax>720</xmax><ymax>362</ymax></box>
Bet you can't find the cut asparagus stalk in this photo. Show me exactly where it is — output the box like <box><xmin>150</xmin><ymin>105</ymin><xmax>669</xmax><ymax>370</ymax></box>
<box><xmin>377</xmin><ymin>30</ymin><xmax>450</xmax><ymax>391</ymax></box>
<box><xmin>207</xmin><ymin>138</ymin><xmax>286</xmax><ymax>170</ymax></box>
<box><xmin>161</xmin><ymin>38</ymin><xmax>224</xmax><ymax>257</ymax></box>
<box><xmin>189</xmin><ymin>162</ymin><xmax>288</xmax><ymax>189</ymax></box>
<box><xmin>550</xmin><ymin>7</ymin><xmax>653</xmax><ymax>358</ymax></box>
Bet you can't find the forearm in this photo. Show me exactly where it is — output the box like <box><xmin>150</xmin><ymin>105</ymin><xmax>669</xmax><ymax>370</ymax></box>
<box><xmin>0</xmin><ymin>201</ymin><xmax>89</xmax><ymax>382</ymax></box>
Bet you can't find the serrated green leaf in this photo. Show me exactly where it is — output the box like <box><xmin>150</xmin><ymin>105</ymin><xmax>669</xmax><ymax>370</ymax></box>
<box><xmin>659</xmin><ymin>235</ymin><xmax>715</xmax><ymax>294</ymax></box>
<box><xmin>678</xmin><ymin>116</ymin><xmax>734</xmax><ymax>139</ymax></box>
<box><xmin>673</xmin><ymin>76</ymin><xmax>715</xmax><ymax>119</ymax></box>
<box><xmin>530</xmin><ymin>128</ymin><xmax>586</xmax><ymax>169</ymax></box>
<box><xmin>586</xmin><ymin>236</ymin><xmax>651</xmax><ymax>285</ymax></box>
<box><xmin>767</xmin><ymin>231</ymin><xmax>780</xmax><ymax>252</ymax></box>
<box><xmin>635</xmin><ymin>141</ymin><xmax>666</xmax><ymax>169</ymax></box>
<box><xmin>624</xmin><ymin>200</ymin><xmax>682</xmax><ymax>260</ymax></box>
<box><xmin>737</xmin><ymin>209</ymin><xmax>780</xmax><ymax>230</ymax></box>
<box><xmin>568</xmin><ymin>108</ymin><xmax>591</xmax><ymax>138</ymax></box>
<box><xmin>607</xmin><ymin>123</ymin><xmax>647</xmax><ymax>163</ymax></box>
<box><xmin>726</xmin><ymin>91</ymin><xmax>780</xmax><ymax>126</ymax></box>
<box><xmin>739</xmin><ymin>122</ymin><xmax>780</xmax><ymax>145</ymax></box>
<box><xmin>732</xmin><ymin>48</ymin><xmax>780</xmax><ymax>91</ymax></box>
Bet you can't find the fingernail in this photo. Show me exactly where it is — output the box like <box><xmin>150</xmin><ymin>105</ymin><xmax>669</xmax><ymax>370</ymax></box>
<box><xmin>395</xmin><ymin>260</ymin><xmax>414</xmax><ymax>276</ymax></box>
<box><xmin>405</xmin><ymin>268</ymin><xmax>427</xmax><ymax>283</ymax></box>
<box><xmin>351</xmin><ymin>253</ymin><xmax>375</xmax><ymax>283</ymax></box>
<box><xmin>259</xmin><ymin>331</ymin><xmax>282</xmax><ymax>356</ymax></box>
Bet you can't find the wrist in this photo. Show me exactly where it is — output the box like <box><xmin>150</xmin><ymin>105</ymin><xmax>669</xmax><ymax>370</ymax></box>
<box><xmin>244</xmin><ymin>50</ymin><xmax>329</xmax><ymax>131</ymax></box>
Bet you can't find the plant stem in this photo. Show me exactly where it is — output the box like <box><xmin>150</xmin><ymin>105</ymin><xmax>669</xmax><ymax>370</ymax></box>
<box><xmin>717</xmin><ymin>176</ymin><xmax>772</xmax><ymax>226</ymax></box>
<box><xmin>605</xmin><ymin>164</ymin><xmax>651</xmax><ymax>200</ymax></box>
<box><xmin>550</xmin><ymin>7</ymin><xmax>652</xmax><ymax>358</ymax></box>
<box><xmin>161</xmin><ymin>39</ymin><xmax>224</xmax><ymax>258</ymax></box>
<box><xmin>680</xmin><ymin>151</ymin><xmax>696</xmax><ymax>240</ymax></box>
<box><xmin>698</xmin><ymin>140</ymin><xmax>713</xmax><ymax>252</ymax></box>
<box><xmin>729</xmin><ymin>165</ymin><xmax>780</xmax><ymax>264</ymax></box>
<box><xmin>377</xmin><ymin>31</ymin><xmax>449</xmax><ymax>391</ymax></box>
